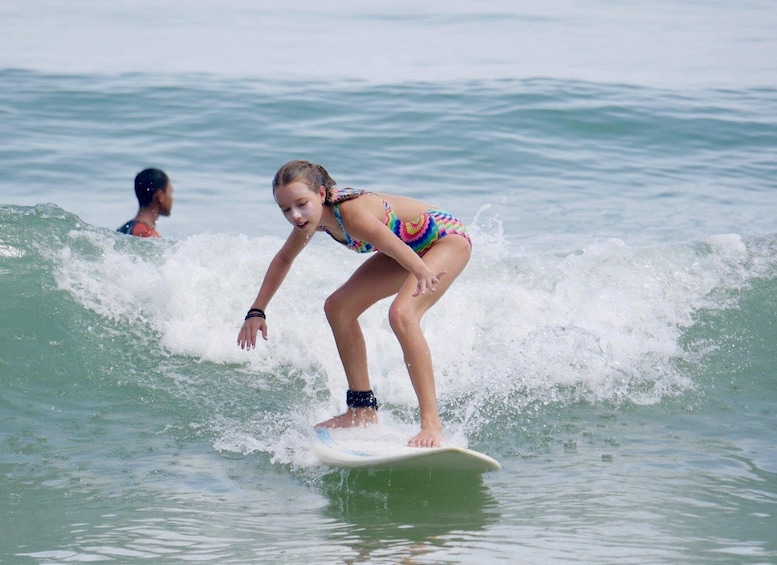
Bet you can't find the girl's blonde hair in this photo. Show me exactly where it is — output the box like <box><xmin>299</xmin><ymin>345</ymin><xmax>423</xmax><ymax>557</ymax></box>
<box><xmin>272</xmin><ymin>160</ymin><xmax>338</xmax><ymax>202</ymax></box>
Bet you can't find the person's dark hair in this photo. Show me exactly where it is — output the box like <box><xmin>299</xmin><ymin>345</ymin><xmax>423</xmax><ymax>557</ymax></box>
<box><xmin>272</xmin><ymin>160</ymin><xmax>338</xmax><ymax>203</ymax></box>
<box><xmin>134</xmin><ymin>168</ymin><xmax>169</xmax><ymax>207</ymax></box>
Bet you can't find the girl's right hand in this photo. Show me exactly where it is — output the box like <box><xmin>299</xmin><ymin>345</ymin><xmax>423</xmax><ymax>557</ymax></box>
<box><xmin>237</xmin><ymin>317</ymin><xmax>268</xmax><ymax>350</ymax></box>
<box><xmin>413</xmin><ymin>269</ymin><xmax>447</xmax><ymax>297</ymax></box>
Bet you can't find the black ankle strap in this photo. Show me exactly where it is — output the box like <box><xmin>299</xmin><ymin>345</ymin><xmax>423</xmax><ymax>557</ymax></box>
<box><xmin>346</xmin><ymin>389</ymin><xmax>378</xmax><ymax>410</ymax></box>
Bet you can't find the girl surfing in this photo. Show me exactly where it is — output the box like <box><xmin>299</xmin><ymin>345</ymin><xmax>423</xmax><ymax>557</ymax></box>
<box><xmin>237</xmin><ymin>160</ymin><xmax>472</xmax><ymax>447</ymax></box>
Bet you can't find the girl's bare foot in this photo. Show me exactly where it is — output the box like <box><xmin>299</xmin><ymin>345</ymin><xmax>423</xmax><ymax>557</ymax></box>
<box><xmin>407</xmin><ymin>424</ymin><xmax>445</xmax><ymax>448</ymax></box>
<box><xmin>315</xmin><ymin>407</ymin><xmax>378</xmax><ymax>429</ymax></box>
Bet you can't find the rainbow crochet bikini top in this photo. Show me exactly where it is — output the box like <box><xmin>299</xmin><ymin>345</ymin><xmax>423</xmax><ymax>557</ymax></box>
<box><xmin>321</xmin><ymin>187</ymin><xmax>468</xmax><ymax>256</ymax></box>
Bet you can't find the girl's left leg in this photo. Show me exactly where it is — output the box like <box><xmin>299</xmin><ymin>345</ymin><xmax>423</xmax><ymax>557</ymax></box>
<box><xmin>388</xmin><ymin>235</ymin><xmax>472</xmax><ymax>447</ymax></box>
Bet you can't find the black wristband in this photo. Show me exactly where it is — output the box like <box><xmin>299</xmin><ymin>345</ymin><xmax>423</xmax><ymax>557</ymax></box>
<box><xmin>245</xmin><ymin>308</ymin><xmax>266</xmax><ymax>321</ymax></box>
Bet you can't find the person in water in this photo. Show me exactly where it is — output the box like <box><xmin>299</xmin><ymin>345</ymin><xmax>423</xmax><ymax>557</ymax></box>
<box><xmin>237</xmin><ymin>160</ymin><xmax>472</xmax><ymax>447</ymax></box>
<box><xmin>117</xmin><ymin>168</ymin><xmax>174</xmax><ymax>237</ymax></box>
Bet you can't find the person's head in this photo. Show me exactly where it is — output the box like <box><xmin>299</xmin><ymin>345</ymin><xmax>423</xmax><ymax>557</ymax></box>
<box><xmin>272</xmin><ymin>160</ymin><xmax>337</xmax><ymax>203</ymax></box>
<box><xmin>134</xmin><ymin>168</ymin><xmax>173</xmax><ymax>215</ymax></box>
<box><xmin>271</xmin><ymin>160</ymin><xmax>338</xmax><ymax>234</ymax></box>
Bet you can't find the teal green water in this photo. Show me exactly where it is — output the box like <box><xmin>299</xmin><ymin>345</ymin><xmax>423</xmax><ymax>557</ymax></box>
<box><xmin>2</xmin><ymin>205</ymin><xmax>776</xmax><ymax>563</ymax></box>
<box><xmin>2</xmin><ymin>1</ymin><xmax>777</xmax><ymax>562</ymax></box>
<box><xmin>3</xmin><ymin>70</ymin><xmax>776</xmax><ymax>249</ymax></box>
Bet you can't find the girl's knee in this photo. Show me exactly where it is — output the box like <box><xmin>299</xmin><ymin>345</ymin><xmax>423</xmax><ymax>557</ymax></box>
<box><xmin>324</xmin><ymin>288</ymin><xmax>363</xmax><ymax>326</ymax></box>
<box><xmin>388</xmin><ymin>301</ymin><xmax>420</xmax><ymax>336</ymax></box>
<box><xmin>324</xmin><ymin>290</ymin><xmax>345</xmax><ymax>323</ymax></box>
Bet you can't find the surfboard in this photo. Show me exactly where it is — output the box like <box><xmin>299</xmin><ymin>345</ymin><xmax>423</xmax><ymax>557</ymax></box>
<box><xmin>313</xmin><ymin>426</ymin><xmax>501</xmax><ymax>473</ymax></box>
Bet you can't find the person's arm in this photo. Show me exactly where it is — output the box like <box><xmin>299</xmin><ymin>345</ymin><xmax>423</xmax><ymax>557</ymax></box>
<box><xmin>339</xmin><ymin>199</ymin><xmax>445</xmax><ymax>296</ymax></box>
<box><xmin>237</xmin><ymin>228</ymin><xmax>311</xmax><ymax>349</ymax></box>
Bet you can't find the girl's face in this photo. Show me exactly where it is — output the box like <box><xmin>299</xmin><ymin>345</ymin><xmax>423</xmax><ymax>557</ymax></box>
<box><xmin>274</xmin><ymin>181</ymin><xmax>326</xmax><ymax>234</ymax></box>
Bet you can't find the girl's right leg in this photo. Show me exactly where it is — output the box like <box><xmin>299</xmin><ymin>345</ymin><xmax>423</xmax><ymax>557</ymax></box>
<box><xmin>316</xmin><ymin>253</ymin><xmax>408</xmax><ymax>429</ymax></box>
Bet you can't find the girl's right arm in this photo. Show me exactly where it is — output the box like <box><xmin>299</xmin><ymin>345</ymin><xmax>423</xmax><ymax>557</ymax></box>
<box><xmin>237</xmin><ymin>228</ymin><xmax>310</xmax><ymax>350</ymax></box>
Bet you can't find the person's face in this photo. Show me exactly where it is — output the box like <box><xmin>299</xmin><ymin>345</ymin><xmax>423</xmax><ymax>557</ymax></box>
<box><xmin>274</xmin><ymin>181</ymin><xmax>325</xmax><ymax>234</ymax></box>
<box><xmin>158</xmin><ymin>182</ymin><xmax>174</xmax><ymax>216</ymax></box>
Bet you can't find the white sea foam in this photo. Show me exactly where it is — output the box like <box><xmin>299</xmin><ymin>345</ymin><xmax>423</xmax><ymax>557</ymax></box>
<box><xmin>53</xmin><ymin>226</ymin><xmax>764</xmax><ymax>422</ymax></box>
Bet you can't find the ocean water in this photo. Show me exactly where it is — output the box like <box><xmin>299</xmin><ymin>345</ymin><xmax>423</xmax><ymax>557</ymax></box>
<box><xmin>2</xmin><ymin>1</ymin><xmax>777</xmax><ymax>563</ymax></box>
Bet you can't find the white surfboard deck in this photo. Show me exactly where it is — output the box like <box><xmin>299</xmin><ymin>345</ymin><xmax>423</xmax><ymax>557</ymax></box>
<box><xmin>313</xmin><ymin>426</ymin><xmax>501</xmax><ymax>473</ymax></box>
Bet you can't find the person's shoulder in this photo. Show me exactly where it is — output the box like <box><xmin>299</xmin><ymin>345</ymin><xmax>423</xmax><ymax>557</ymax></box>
<box><xmin>132</xmin><ymin>223</ymin><xmax>160</xmax><ymax>238</ymax></box>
